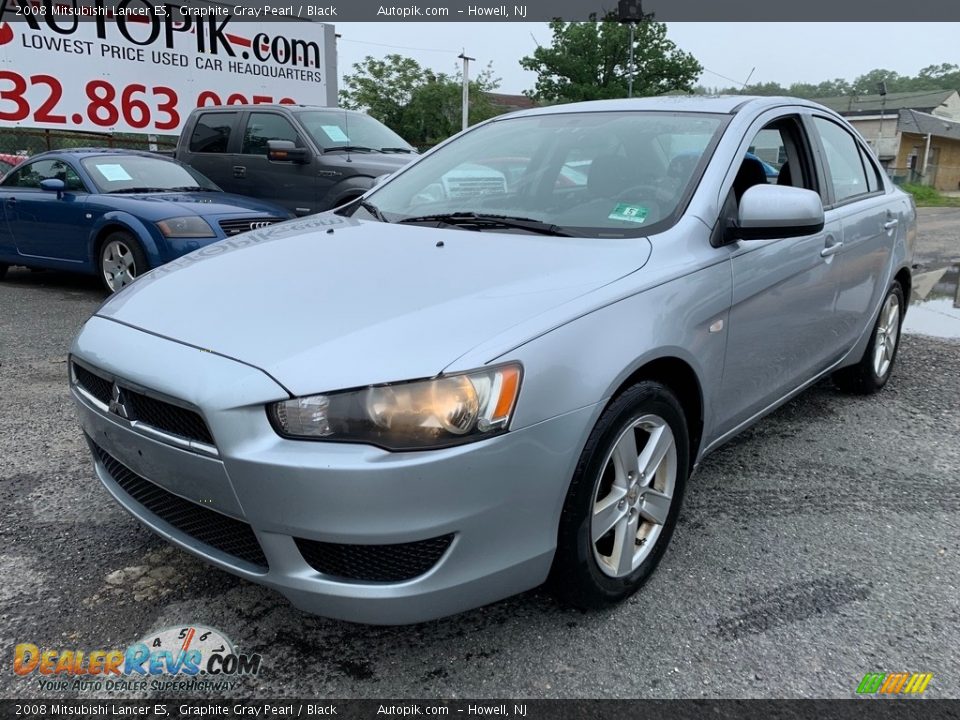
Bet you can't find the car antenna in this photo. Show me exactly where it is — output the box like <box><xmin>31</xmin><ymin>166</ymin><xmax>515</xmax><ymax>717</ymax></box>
<box><xmin>344</xmin><ymin>108</ymin><xmax>352</xmax><ymax>163</ymax></box>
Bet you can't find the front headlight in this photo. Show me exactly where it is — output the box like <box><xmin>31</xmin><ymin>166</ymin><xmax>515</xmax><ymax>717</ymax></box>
<box><xmin>269</xmin><ymin>364</ymin><xmax>522</xmax><ymax>451</ymax></box>
<box><xmin>156</xmin><ymin>216</ymin><xmax>216</xmax><ymax>238</ymax></box>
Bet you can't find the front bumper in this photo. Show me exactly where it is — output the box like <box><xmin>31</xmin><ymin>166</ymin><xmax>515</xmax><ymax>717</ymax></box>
<box><xmin>71</xmin><ymin>316</ymin><xmax>595</xmax><ymax>624</ymax></box>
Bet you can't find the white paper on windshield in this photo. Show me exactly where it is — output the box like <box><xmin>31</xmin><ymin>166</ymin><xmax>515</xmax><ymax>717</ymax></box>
<box><xmin>95</xmin><ymin>164</ymin><xmax>133</xmax><ymax>182</ymax></box>
<box><xmin>321</xmin><ymin>125</ymin><xmax>350</xmax><ymax>142</ymax></box>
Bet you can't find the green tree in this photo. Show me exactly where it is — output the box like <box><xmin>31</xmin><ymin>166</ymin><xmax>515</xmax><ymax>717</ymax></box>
<box><xmin>341</xmin><ymin>55</ymin><xmax>502</xmax><ymax>147</ymax></box>
<box><xmin>520</xmin><ymin>14</ymin><xmax>701</xmax><ymax>103</ymax></box>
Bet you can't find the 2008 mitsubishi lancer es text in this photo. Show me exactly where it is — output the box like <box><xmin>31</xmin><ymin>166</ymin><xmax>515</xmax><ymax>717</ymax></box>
<box><xmin>70</xmin><ymin>96</ymin><xmax>915</xmax><ymax>624</ymax></box>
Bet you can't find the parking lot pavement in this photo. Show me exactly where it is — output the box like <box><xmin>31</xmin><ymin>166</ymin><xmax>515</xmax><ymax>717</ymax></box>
<box><xmin>916</xmin><ymin>207</ymin><xmax>960</xmax><ymax>269</ymax></box>
<box><xmin>1</xmin><ymin>253</ymin><xmax>958</xmax><ymax>700</ymax></box>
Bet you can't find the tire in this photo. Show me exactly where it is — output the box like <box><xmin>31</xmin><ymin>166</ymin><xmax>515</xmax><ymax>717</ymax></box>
<box><xmin>98</xmin><ymin>231</ymin><xmax>148</xmax><ymax>293</ymax></box>
<box><xmin>832</xmin><ymin>281</ymin><xmax>905</xmax><ymax>395</ymax></box>
<box><xmin>0</xmin><ymin>263</ymin><xmax>7</xmax><ymax>281</ymax></box>
<box><xmin>550</xmin><ymin>381</ymin><xmax>690</xmax><ymax>610</ymax></box>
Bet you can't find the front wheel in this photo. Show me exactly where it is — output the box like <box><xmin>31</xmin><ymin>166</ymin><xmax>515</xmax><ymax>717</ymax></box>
<box><xmin>550</xmin><ymin>381</ymin><xmax>690</xmax><ymax>609</ymax></box>
<box><xmin>0</xmin><ymin>263</ymin><xmax>7</xmax><ymax>281</ymax></box>
<box><xmin>833</xmin><ymin>281</ymin><xmax>904</xmax><ymax>394</ymax></box>
<box><xmin>99</xmin><ymin>232</ymin><xmax>147</xmax><ymax>293</ymax></box>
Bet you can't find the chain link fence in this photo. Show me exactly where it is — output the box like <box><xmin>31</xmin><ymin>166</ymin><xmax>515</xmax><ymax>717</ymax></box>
<box><xmin>0</xmin><ymin>128</ymin><xmax>178</xmax><ymax>161</ymax></box>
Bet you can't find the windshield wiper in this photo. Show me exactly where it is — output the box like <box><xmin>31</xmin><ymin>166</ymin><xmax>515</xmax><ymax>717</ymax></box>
<box><xmin>358</xmin><ymin>199</ymin><xmax>389</xmax><ymax>222</ymax></box>
<box><xmin>106</xmin><ymin>187</ymin><xmax>168</xmax><ymax>194</ymax></box>
<box><xmin>379</xmin><ymin>147</ymin><xmax>415</xmax><ymax>154</ymax></box>
<box><xmin>396</xmin><ymin>212</ymin><xmax>571</xmax><ymax>237</ymax></box>
<box><xmin>166</xmin><ymin>186</ymin><xmax>217</xmax><ymax>192</ymax></box>
<box><xmin>322</xmin><ymin>145</ymin><xmax>374</xmax><ymax>153</ymax></box>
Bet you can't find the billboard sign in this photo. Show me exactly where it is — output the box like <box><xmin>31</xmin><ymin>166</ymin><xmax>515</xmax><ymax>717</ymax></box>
<box><xmin>0</xmin><ymin>1</ymin><xmax>336</xmax><ymax>135</ymax></box>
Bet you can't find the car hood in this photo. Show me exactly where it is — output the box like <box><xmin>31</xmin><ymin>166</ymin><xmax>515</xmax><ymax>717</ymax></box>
<box><xmin>99</xmin><ymin>191</ymin><xmax>290</xmax><ymax>218</ymax></box>
<box><xmin>96</xmin><ymin>215</ymin><xmax>651</xmax><ymax>397</ymax></box>
<box><xmin>324</xmin><ymin>153</ymin><xmax>416</xmax><ymax>176</ymax></box>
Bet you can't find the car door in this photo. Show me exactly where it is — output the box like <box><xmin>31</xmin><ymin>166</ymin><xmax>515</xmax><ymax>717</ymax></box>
<box><xmin>808</xmin><ymin>115</ymin><xmax>899</xmax><ymax>349</ymax></box>
<box><xmin>1</xmin><ymin>158</ymin><xmax>92</xmax><ymax>262</ymax></box>
<box><xmin>235</xmin><ymin>111</ymin><xmax>317</xmax><ymax>214</ymax></box>
<box><xmin>714</xmin><ymin>111</ymin><xmax>845</xmax><ymax>438</ymax></box>
<box><xmin>181</xmin><ymin>110</ymin><xmax>242</xmax><ymax>194</ymax></box>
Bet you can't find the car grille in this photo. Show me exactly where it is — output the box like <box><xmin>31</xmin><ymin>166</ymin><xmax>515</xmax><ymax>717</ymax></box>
<box><xmin>123</xmin><ymin>391</ymin><xmax>214</xmax><ymax>445</ymax></box>
<box><xmin>218</xmin><ymin>217</ymin><xmax>281</xmax><ymax>236</ymax></box>
<box><xmin>91</xmin><ymin>441</ymin><xmax>268</xmax><ymax>571</ymax></box>
<box><xmin>73</xmin><ymin>361</ymin><xmax>214</xmax><ymax>447</ymax></box>
<box><xmin>73</xmin><ymin>363</ymin><xmax>112</xmax><ymax>405</ymax></box>
<box><xmin>294</xmin><ymin>534</ymin><xmax>454</xmax><ymax>582</ymax></box>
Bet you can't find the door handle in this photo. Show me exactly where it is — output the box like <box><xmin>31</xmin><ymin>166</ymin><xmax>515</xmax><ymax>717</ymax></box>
<box><xmin>820</xmin><ymin>240</ymin><xmax>843</xmax><ymax>258</ymax></box>
<box><xmin>5</xmin><ymin>197</ymin><xmax>15</xmax><ymax>204</ymax></box>
<box><xmin>232</xmin><ymin>165</ymin><xmax>246</xmax><ymax>179</ymax></box>
<box><xmin>883</xmin><ymin>218</ymin><xmax>899</xmax><ymax>230</ymax></box>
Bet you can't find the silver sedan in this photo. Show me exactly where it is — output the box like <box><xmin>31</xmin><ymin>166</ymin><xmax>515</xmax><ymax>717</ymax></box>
<box><xmin>70</xmin><ymin>96</ymin><xmax>915</xmax><ymax>624</ymax></box>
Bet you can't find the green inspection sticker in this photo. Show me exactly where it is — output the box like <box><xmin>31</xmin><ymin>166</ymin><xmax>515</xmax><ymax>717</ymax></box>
<box><xmin>608</xmin><ymin>203</ymin><xmax>649</xmax><ymax>224</ymax></box>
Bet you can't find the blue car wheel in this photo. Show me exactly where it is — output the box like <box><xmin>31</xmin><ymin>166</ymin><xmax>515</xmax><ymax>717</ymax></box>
<box><xmin>98</xmin><ymin>231</ymin><xmax>148</xmax><ymax>294</ymax></box>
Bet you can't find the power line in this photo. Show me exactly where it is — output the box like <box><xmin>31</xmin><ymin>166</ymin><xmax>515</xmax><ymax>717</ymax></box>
<box><xmin>337</xmin><ymin>37</ymin><xmax>459</xmax><ymax>55</ymax></box>
<box><xmin>701</xmin><ymin>67</ymin><xmax>750</xmax><ymax>87</ymax></box>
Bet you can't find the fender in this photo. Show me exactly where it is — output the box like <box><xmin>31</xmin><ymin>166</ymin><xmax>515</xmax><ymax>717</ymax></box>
<box><xmin>87</xmin><ymin>211</ymin><xmax>166</xmax><ymax>270</ymax></box>
<box><xmin>321</xmin><ymin>176</ymin><xmax>376</xmax><ymax>210</ymax></box>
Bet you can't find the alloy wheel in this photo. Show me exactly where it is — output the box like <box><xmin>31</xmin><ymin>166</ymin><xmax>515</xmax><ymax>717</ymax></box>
<box><xmin>872</xmin><ymin>293</ymin><xmax>900</xmax><ymax>379</ymax></box>
<box><xmin>101</xmin><ymin>240</ymin><xmax>138</xmax><ymax>292</ymax></box>
<box><xmin>591</xmin><ymin>414</ymin><xmax>677</xmax><ymax>578</ymax></box>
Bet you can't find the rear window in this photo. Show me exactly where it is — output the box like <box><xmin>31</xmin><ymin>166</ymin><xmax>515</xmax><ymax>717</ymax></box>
<box><xmin>189</xmin><ymin>113</ymin><xmax>238</xmax><ymax>153</ymax></box>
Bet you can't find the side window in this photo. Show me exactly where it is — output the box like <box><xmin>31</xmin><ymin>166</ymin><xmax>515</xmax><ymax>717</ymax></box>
<box><xmin>859</xmin><ymin>145</ymin><xmax>883</xmax><ymax>193</ymax></box>
<box><xmin>0</xmin><ymin>159</ymin><xmax>83</xmax><ymax>190</ymax></box>
<box><xmin>241</xmin><ymin>113</ymin><xmax>300</xmax><ymax>156</ymax></box>
<box><xmin>813</xmin><ymin>117</ymin><xmax>871</xmax><ymax>203</ymax></box>
<box><xmin>189</xmin><ymin>113</ymin><xmax>237</xmax><ymax>153</ymax></box>
<box><xmin>731</xmin><ymin>123</ymin><xmax>809</xmax><ymax>206</ymax></box>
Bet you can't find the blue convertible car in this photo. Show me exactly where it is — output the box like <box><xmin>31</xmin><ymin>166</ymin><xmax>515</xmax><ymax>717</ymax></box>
<box><xmin>0</xmin><ymin>149</ymin><xmax>292</xmax><ymax>292</ymax></box>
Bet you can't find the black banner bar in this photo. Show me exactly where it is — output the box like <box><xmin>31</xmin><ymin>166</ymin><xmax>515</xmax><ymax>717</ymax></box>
<box><xmin>2</xmin><ymin>0</ymin><xmax>960</xmax><ymax>22</ymax></box>
<box><xmin>1</xmin><ymin>700</ymin><xmax>959</xmax><ymax>720</ymax></box>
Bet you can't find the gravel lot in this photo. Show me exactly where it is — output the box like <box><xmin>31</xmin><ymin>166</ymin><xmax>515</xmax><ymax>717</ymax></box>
<box><xmin>0</xmin><ymin>209</ymin><xmax>958</xmax><ymax>699</ymax></box>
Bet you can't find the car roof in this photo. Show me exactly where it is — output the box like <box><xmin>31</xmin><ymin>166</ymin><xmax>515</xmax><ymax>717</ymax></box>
<box><xmin>189</xmin><ymin>104</ymin><xmax>366</xmax><ymax>114</ymax></box>
<box><xmin>501</xmin><ymin>95</ymin><xmax>834</xmax><ymax>119</ymax></box>
<box><xmin>22</xmin><ymin>148</ymin><xmax>175</xmax><ymax>161</ymax></box>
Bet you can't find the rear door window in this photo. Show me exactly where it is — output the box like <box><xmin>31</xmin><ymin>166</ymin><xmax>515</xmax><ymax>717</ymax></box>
<box><xmin>189</xmin><ymin>112</ymin><xmax>239</xmax><ymax>153</ymax></box>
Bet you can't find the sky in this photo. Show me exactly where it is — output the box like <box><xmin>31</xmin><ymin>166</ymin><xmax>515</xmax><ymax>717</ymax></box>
<box><xmin>333</xmin><ymin>22</ymin><xmax>960</xmax><ymax>95</ymax></box>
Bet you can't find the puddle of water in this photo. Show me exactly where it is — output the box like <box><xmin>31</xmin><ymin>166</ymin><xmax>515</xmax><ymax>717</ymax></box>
<box><xmin>905</xmin><ymin>264</ymin><xmax>960</xmax><ymax>340</ymax></box>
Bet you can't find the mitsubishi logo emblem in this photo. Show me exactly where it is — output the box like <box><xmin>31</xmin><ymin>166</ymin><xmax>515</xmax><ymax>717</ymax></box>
<box><xmin>109</xmin><ymin>383</ymin><xmax>131</xmax><ymax>420</ymax></box>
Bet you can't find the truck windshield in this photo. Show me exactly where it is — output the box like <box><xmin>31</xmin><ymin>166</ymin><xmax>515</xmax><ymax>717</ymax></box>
<box><xmin>298</xmin><ymin>110</ymin><xmax>415</xmax><ymax>153</ymax></box>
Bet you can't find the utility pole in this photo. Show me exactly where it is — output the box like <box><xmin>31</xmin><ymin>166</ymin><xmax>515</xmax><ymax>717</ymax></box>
<box><xmin>617</xmin><ymin>0</ymin><xmax>645</xmax><ymax>98</ymax></box>
<box><xmin>877</xmin><ymin>81</ymin><xmax>888</xmax><ymax>160</ymax></box>
<box><xmin>458</xmin><ymin>52</ymin><xmax>475</xmax><ymax>132</ymax></box>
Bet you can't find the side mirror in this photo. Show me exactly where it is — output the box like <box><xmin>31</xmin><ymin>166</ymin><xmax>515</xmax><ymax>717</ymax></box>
<box><xmin>40</xmin><ymin>178</ymin><xmax>66</xmax><ymax>195</ymax></box>
<box><xmin>267</xmin><ymin>140</ymin><xmax>310</xmax><ymax>164</ymax></box>
<box><xmin>727</xmin><ymin>184</ymin><xmax>824</xmax><ymax>242</ymax></box>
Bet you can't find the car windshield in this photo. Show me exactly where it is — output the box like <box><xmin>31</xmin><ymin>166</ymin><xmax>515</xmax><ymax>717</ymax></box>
<box><xmin>360</xmin><ymin>111</ymin><xmax>727</xmax><ymax>237</ymax></box>
<box><xmin>297</xmin><ymin>110</ymin><xmax>415</xmax><ymax>153</ymax></box>
<box><xmin>80</xmin><ymin>155</ymin><xmax>220</xmax><ymax>194</ymax></box>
